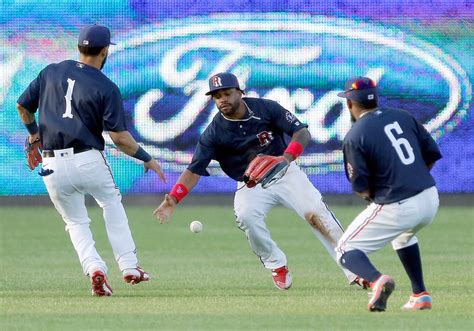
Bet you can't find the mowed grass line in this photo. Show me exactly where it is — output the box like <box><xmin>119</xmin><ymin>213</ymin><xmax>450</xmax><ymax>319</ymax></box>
<box><xmin>1</xmin><ymin>204</ymin><xmax>473</xmax><ymax>330</ymax></box>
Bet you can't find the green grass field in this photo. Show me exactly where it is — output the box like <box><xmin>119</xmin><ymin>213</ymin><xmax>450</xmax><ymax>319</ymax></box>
<box><xmin>1</xmin><ymin>204</ymin><xmax>473</xmax><ymax>330</ymax></box>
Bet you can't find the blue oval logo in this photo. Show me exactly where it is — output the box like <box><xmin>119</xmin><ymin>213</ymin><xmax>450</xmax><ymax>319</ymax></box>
<box><xmin>105</xmin><ymin>14</ymin><xmax>472</xmax><ymax>174</ymax></box>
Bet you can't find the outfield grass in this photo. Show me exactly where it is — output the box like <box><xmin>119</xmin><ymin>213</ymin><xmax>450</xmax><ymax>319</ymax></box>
<box><xmin>1</xmin><ymin>204</ymin><xmax>473</xmax><ymax>330</ymax></box>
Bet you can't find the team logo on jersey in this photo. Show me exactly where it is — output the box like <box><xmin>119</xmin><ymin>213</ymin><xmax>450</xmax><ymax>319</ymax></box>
<box><xmin>103</xmin><ymin>14</ymin><xmax>471</xmax><ymax>174</ymax></box>
<box><xmin>257</xmin><ymin>131</ymin><xmax>274</xmax><ymax>146</ymax></box>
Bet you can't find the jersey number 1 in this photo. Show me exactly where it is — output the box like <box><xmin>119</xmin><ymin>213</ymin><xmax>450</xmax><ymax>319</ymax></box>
<box><xmin>384</xmin><ymin>121</ymin><xmax>415</xmax><ymax>165</ymax></box>
<box><xmin>63</xmin><ymin>78</ymin><xmax>75</xmax><ymax>119</ymax></box>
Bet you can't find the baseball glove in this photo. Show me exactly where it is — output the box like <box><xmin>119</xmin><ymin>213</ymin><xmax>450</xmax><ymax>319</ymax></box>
<box><xmin>24</xmin><ymin>136</ymin><xmax>42</xmax><ymax>170</ymax></box>
<box><xmin>243</xmin><ymin>155</ymin><xmax>290</xmax><ymax>189</ymax></box>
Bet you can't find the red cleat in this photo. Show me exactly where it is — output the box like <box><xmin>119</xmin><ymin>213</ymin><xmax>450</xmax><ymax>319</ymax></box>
<box><xmin>90</xmin><ymin>270</ymin><xmax>113</xmax><ymax>297</ymax></box>
<box><xmin>271</xmin><ymin>265</ymin><xmax>292</xmax><ymax>290</ymax></box>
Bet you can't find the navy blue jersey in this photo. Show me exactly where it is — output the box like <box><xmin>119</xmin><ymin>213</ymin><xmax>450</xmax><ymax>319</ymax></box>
<box><xmin>188</xmin><ymin>97</ymin><xmax>307</xmax><ymax>181</ymax></box>
<box><xmin>17</xmin><ymin>60</ymin><xmax>126</xmax><ymax>151</ymax></box>
<box><xmin>343</xmin><ymin>108</ymin><xmax>442</xmax><ymax>204</ymax></box>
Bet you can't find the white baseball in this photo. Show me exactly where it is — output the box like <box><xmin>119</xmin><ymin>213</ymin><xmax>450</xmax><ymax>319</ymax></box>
<box><xmin>189</xmin><ymin>220</ymin><xmax>203</xmax><ymax>233</ymax></box>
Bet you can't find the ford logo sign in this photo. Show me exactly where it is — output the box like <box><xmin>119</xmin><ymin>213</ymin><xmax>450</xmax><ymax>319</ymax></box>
<box><xmin>105</xmin><ymin>14</ymin><xmax>472</xmax><ymax>174</ymax></box>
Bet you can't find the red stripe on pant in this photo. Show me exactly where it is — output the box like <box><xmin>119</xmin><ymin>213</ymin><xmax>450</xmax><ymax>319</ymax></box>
<box><xmin>346</xmin><ymin>205</ymin><xmax>383</xmax><ymax>243</ymax></box>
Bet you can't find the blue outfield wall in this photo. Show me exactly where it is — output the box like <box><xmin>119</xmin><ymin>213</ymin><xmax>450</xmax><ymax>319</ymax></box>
<box><xmin>0</xmin><ymin>0</ymin><xmax>472</xmax><ymax>194</ymax></box>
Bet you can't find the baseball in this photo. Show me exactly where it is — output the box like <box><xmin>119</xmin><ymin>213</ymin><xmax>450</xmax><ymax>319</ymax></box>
<box><xmin>189</xmin><ymin>220</ymin><xmax>203</xmax><ymax>233</ymax></box>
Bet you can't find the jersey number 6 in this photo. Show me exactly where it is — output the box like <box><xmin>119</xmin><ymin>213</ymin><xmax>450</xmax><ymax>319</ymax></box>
<box><xmin>63</xmin><ymin>78</ymin><xmax>75</xmax><ymax>119</ymax></box>
<box><xmin>384</xmin><ymin>121</ymin><xmax>415</xmax><ymax>165</ymax></box>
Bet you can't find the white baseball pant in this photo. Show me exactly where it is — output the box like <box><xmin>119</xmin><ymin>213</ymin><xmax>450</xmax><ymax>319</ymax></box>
<box><xmin>234</xmin><ymin>162</ymin><xmax>357</xmax><ymax>283</ymax></box>
<box><xmin>41</xmin><ymin>148</ymin><xmax>139</xmax><ymax>276</ymax></box>
<box><xmin>336</xmin><ymin>186</ymin><xmax>439</xmax><ymax>259</ymax></box>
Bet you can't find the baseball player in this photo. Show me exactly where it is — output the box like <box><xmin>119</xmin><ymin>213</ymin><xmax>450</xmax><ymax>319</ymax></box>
<box><xmin>154</xmin><ymin>72</ymin><xmax>361</xmax><ymax>290</ymax></box>
<box><xmin>17</xmin><ymin>24</ymin><xmax>166</xmax><ymax>296</ymax></box>
<box><xmin>336</xmin><ymin>77</ymin><xmax>442</xmax><ymax>311</ymax></box>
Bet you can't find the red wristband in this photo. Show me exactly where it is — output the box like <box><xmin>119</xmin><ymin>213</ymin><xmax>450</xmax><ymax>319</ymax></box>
<box><xmin>170</xmin><ymin>183</ymin><xmax>189</xmax><ymax>203</ymax></box>
<box><xmin>284</xmin><ymin>141</ymin><xmax>304</xmax><ymax>160</ymax></box>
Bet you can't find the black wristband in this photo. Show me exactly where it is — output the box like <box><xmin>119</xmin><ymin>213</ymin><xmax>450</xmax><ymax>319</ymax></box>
<box><xmin>133</xmin><ymin>146</ymin><xmax>152</xmax><ymax>162</ymax></box>
<box><xmin>25</xmin><ymin>120</ymin><xmax>39</xmax><ymax>135</ymax></box>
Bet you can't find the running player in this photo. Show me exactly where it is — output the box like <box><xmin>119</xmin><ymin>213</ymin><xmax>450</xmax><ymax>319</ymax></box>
<box><xmin>17</xmin><ymin>24</ymin><xmax>166</xmax><ymax>296</ymax></box>
<box><xmin>154</xmin><ymin>72</ymin><xmax>360</xmax><ymax>290</ymax></box>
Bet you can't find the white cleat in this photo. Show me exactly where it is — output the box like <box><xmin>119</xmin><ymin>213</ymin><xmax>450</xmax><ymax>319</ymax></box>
<box><xmin>402</xmin><ymin>291</ymin><xmax>432</xmax><ymax>311</ymax></box>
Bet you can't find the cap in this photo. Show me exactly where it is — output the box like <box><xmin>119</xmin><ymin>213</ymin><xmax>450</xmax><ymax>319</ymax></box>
<box><xmin>337</xmin><ymin>77</ymin><xmax>378</xmax><ymax>102</ymax></box>
<box><xmin>78</xmin><ymin>24</ymin><xmax>116</xmax><ymax>48</ymax></box>
<box><xmin>205</xmin><ymin>72</ymin><xmax>243</xmax><ymax>95</ymax></box>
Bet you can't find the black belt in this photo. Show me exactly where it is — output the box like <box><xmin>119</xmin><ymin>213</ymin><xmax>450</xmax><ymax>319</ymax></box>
<box><xmin>43</xmin><ymin>147</ymin><xmax>92</xmax><ymax>158</ymax></box>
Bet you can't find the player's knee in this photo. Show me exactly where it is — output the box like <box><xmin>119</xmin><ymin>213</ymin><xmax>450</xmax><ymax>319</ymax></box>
<box><xmin>335</xmin><ymin>242</ymin><xmax>345</xmax><ymax>265</ymax></box>
<box><xmin>235</xmin><ymin>208</ymin><xmax>257</xmax><ymax>223</ymax></box>
<box><xmin>235</xmin><ymin>208</ymin><xmax>264</xmax><ymax>231</ymax></box>
<box><xmin>234</xmin><ymin>217</ymin><xmax>247</xmax><ymax>231</ymax></box>
<box><xmin>64</xmin><ymin>217</ymin><xmax>92</xmax><ymax>230</ymax></box>
<box><xmin>335</xmin><ymin>250</ymin><xmax>343</xmax><ymax>266</ymax></box>
<box><xmin>235</xmin><ymin>215</ymin><xmax>256</xmax><ymax>231</ymax></box>
<box><xmin>96</xmin><ymin>193</ymin><xmax>123</xmax><ymax>209</ymax></box>
<box><xmin>392</xmin><ymin>235</ymin><xmax>418</xmax><ymax>250</ymax></box>
<box><xmin>335</xmin><ymin>241</ymin><xmax>362</xmax><ymax>265</ymax></box>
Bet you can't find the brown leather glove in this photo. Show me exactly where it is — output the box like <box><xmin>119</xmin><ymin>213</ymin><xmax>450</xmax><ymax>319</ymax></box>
<box><xmin>243</xmin><ymin>155</ymin><xmax>290</xmax><ymax>189</ymax></box>
<box><xmin>24</xmin><ymin>136</ymin><xmax>42</xmax><ymax>170</ymax></box>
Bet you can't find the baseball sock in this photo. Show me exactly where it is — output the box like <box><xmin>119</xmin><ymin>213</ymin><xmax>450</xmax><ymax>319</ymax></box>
<box><xmin>396</xmin><ymin>243</ymin><xmax>426</xmax><ymax>294</ymax></box>
<box><xmin>340</xmin><ymin>249</ymin><xmax>381</xmax><ymax>283</ymax></box>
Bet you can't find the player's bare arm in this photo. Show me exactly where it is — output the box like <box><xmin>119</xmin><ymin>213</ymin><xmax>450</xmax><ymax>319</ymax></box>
<box><xmin>17</xmin><ymin>103</ymin><xmax>35</xmax><ymax>124</ymax></box>
<box><xmin>17</xmin><ymin>104</ymin><xmax>39</xmax><ymax>143</ymax></box>
<box><xmin>17</xmin><ymin>103</ymin><xmax>42</xmax><ymax>169</ymax></box>
<box><xmin>153</xmin><ymin>169</ymin><xmax>201</xmax><ymax>224</ymax></box>
<box><xmin>284</xmin><ymin>128</ymin><xmax>311</xmax><ymax>162</ymax></box>
<box><xmin>108</xmin><ymin>130</ymin><xmax>145</xmax><ymax>155</ymax></box>
<box><xmin>108</xmin><ymin>130</ymin><xmax>166</xmax><ymax>182</ymax></box>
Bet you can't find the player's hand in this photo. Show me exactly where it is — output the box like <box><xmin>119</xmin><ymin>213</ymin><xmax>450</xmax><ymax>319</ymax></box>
<box><xmin>153</xmin><ymin>194</ymin><xmax>176</xmax><ymax>224</ymax></box>
<box><xmin>144</xmin><ymin>159</ymin><xmax>167</xmax><ymax>183</ymax></box>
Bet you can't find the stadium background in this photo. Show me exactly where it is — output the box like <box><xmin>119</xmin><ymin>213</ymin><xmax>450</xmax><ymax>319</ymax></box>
<box><xmin>1</xmin><ymin>2</ymin><xmax>473</xmax><ymax>330</ymax></box>
<box><xmin>0</xmin><ymin>0</ymin><xmax>472</xmax><ymax>196</ymax></box>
